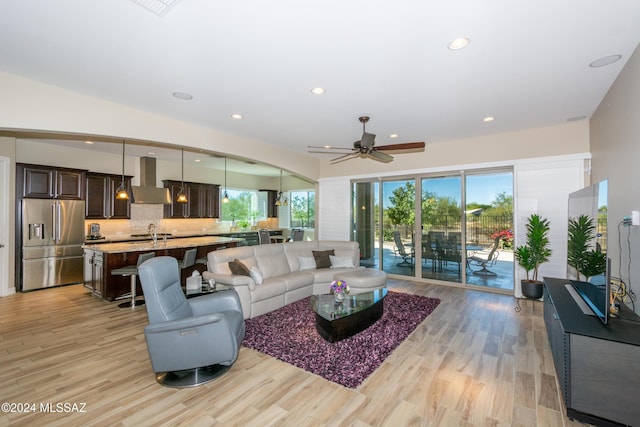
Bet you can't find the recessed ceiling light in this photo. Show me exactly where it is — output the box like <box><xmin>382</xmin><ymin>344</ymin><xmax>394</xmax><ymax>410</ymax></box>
<box><xmin>231</xmin><ymin>113</ymin><xmax>243</xmax><ymax>120</ymax></box>
<box><xmin>482</xmin><ymin>116</ymin><xmax>495</xmax><ymax>123</ymax></box>
<box><xmin>389</xmin><ymin>134</ymin><xmax>398</xmax><ymax>138</ymax></box>
<box><xmin>84</xmin><ymin>141</ymin><xmax>93</xmax><ymax>145</ymax></box>
<box><xmin>589</xmin><ymin>55</ymin><xmax>622</xmax><ymax>68</ymax></box>
<box><xmin>172</xmin><ymin>92</ymin><xmax>193</xmax><ymax>100</ymax></box>
<box><xmin>448</xmin><ymin>37</ymin><xmax>470</xmax><ymax>50</ymax></box>
<box><xmin>147</xmin><ymin>151</ymin><xmax>156</xmax><ymax>155</ymax></box>
<box><xmin>311</xmin><ymin>87</ymin><xmax>326</xmax><ymax>95</ymax></box>
<box><xmin>194</xmin><ymin>159</ymin><xmax>201</xmax><ymax>163</ymax></box>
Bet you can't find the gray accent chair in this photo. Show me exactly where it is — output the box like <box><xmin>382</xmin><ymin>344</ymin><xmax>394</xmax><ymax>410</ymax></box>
<box><xmin>137</xmin><ymin>256</ymin><xmax>245</xmax><ymax>387</ymax></box>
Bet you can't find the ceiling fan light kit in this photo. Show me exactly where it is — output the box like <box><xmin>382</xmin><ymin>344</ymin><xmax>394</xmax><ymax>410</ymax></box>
<box><xmin>308</xmin><ymin>116</ymin><xmax>425</xmax><ymax>164</ymax></box>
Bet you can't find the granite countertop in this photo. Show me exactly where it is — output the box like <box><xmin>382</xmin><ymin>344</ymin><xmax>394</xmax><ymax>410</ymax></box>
<box><xmin>83</xmin><ymin>235</ymin><xmax>242</xmax><ymax>254</ymax></box>
<box><xmin>84</xmin><ymin>229</ymin><xmax>283</xmax><ymax>244</ymax></box>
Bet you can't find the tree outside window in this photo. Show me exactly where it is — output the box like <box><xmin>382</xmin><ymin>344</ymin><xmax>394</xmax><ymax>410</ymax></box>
<box><xmin>290</xmin><ymin>191</ymin><xmax>315</xmax><ymax>228</ymax></box>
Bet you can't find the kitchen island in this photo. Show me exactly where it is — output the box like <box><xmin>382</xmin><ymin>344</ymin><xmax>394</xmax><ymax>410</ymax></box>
<box><xmin>83</xmin><ymin>236</ymin><xmax>240</xmax><ymax>301</ymax></box>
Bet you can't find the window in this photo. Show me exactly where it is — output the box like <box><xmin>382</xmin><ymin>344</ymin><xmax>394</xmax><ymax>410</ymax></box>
<box><xmin>220</xmin><ymin>189</ymin><xmax>262</xmax><ymax>224</ymax></box>
<box><xmin>290</xmin><ymin>191</ymin><xmax>315</xmax><ymax>228</ymax></box>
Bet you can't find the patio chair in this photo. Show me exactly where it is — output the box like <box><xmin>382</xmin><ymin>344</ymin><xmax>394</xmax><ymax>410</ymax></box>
<box><xmin>467</xmin><ymin>235</ymin><xmax>501</xmax><ymax>276</ymax></box>
<box><xmin>421</xmin><ymin>235</ymin><xmax>440</xmax><ymax>272</ymax></box>
<box><xmin>393</xmin><ymin>231</ymin><xmax>414</xmax><ymax>267</ymax></box>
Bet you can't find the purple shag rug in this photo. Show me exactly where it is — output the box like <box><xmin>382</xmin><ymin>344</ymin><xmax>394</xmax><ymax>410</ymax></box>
<box><xmin>242</xmin><ymin>291</ymin><xmax>440</xmax><ymax>388</ymax></box>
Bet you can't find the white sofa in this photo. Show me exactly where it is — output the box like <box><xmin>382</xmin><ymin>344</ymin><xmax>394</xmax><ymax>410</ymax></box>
<box><xmin>202</xmin><ymin>241</ymin><xmax>363</xmax><ymax>319</ymax></box>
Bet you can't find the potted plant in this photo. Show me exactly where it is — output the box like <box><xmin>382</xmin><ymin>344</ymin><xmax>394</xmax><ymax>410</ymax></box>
<box><xmin>514</xmin><ymin>214</ymin><xmax>552</xmax><ymax>299</ymax></box>
<box><xmin>568</xmin><ymin>214</ymin><xmax>607</xmax><ymax>281</ymax></box>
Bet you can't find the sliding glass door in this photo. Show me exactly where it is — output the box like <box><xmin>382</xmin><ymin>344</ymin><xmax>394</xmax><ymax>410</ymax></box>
<box><xmin>381</xmin><ymin>178</ymin><xmax>415</xmax><ymax>277</ymax></box>
<box><xmin>350</xmin><ymin>169</ymin><xmax>513</xmax><ymax>291</ymax></box>
<box><xmin>420</xmin><ymin>175</ymin><xmax>462</xmax><ymax>283</ymax></box>
<box><xmin>465</xmin><ymin>171</ymin><xmax>514</xmax><ymax>290</ymax></box>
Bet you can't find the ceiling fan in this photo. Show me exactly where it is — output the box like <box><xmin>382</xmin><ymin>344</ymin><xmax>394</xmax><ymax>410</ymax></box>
<box><xmin>308</xmin><ymin>116</ymin><xmax>425</xmax><ymax>164</ymax></box>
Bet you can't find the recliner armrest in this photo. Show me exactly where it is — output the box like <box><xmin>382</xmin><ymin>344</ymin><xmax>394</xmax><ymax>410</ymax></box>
<box><xmin>144</xmin><ymin>313</ymin><xmax>226</xmax><ymax>333</ymax></box>
<box><xmin>188</xmin><ymin>290</ymin><xmax>243</xmax><ymax>316</ymax></box>
<box><xmin>203</xmin><ymin>273</ymin><xmax>256</xmax><ymax>291</ymax></box>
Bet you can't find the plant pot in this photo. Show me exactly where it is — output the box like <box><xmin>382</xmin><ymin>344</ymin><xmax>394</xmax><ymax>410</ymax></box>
<box><xmin>521</xmin><ymin>280</ymin><xmax>543</xmax><ymax>300</ymax></box>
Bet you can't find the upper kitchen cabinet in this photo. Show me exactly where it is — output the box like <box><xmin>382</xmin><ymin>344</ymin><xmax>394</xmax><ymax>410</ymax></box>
<box><xmin>18</xmin><ymin>163</ymin><xmax>86</xmax><ymax>200</ymax></box>
<box><xmin>163</xmin><ymin>180</ymin><xmax>219</xmax><ymax>219</ymax></box>
<box><xmin>85</xmin><ymin>172</ymin><xmax>131</xmax><ymax>219</ymax></box>
<box><xmin>260</xmin><ymin>190</ymin><xmax>279</xmax><ymax>218</ymax></box>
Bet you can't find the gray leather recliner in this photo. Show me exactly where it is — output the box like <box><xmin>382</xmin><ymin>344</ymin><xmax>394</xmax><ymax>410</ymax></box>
<box><xmin>137</xmin><ymin>256</ymin><xmax>245</xmax><ymax>387</ymax></box>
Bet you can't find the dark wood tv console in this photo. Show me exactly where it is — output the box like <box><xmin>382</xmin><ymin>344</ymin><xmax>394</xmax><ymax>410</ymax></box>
<box><xmin>543</xmin><ymin>277</ymin><xmax>640</xmax><ymax>426</ymax></box>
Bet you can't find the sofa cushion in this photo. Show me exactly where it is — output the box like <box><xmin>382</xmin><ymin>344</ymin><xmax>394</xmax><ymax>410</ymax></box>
<box><xmin>249</xmin><ymin>266</ymin><xmax>263</xmax><ymax>285</ymax></box>
<box><xmin>210</xmin><ymin>246</ymin><xmax>255</xmax><ymax>274</ymax></box>
<box><xmin>229</xmin><ymin>258</ymin><xmax>250</xmax><ymax>276</ymax></box>
<box><xmin>250</xmin><ymin>278</ymin><xmax>287</xmax><ymax>303</ymax></box>
<box><xmin>283</xmin><ymin>241</ymin><xmax>318</xmax><ymax>271</ymax></box>
<box><xmin>298</xmin><ymin>257</ymin><xmax>316</xmax><ymax>270</ymax></box>
<box><xmin>280</xmin><ymin>271</ymin><xmax>315</xmax><ymax>292</ymax></box>
<box><xmin>317</xmin><ymin>241</ymin><xmax>360</xmax><ymax>268</ymax></box>
<box><xmin>330</xmin><ymin>255</ymin><xmax>354</xmax><ymax>268</ymax></box>
<box><xmin>254</xmin><ymin>245</ymin><xmax>291</xmax><ymax>279</ymax></box>
<box><xmin>313</xmin><ymin>249</ymin><xmax>335</xmax><ymax>269</ymax></box>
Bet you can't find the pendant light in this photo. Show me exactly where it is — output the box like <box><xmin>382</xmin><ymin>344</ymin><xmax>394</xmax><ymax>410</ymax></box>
<box><xmin>176</xmin><ymin>147</ymin><xmax>187</xmax><ymax>203</ymax></box>
<box><xmin>222</xmin><ymin>156</ymin><xmax>229</xmax><ymax>203</ymax></box>
<box><xmin>115</xmin><ymin>140</ymin><xmax>129</xmax><ymax>200</ymax></box>
<box><xmin>275</xmin><ymin>169</ymin><xmax>288</xmax><ymax>206</ymax></box>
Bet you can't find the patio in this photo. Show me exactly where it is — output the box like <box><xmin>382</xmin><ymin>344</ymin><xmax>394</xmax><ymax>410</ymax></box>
<box><xmin>360</xmin><ymin>242</ymin><xmax>515</xmax><ymax>291</ymax></box>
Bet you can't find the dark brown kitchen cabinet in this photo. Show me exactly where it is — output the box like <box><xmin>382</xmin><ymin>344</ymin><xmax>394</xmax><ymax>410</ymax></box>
<box><xmin>203</xmin><ymin>184</ymin><xmax>220</xmax><ymax>218</ymax></box>
<box><xmin>18</xmin><ymin>163</ymin><xmax>85</xmax><ymax>200</ymax></box>
<box><xmin>85</xmin><ymin>172</ymin><xmax>131</xmax><ymax>219</ymax></box>
<box><xmin>260</xmin><ymin>189</ymin><xmax>279</xmax><ymax>218</ymax></box>
<box><xmin>163</xmin><ymin>180</ymin><xmax>219</xmax><ymax>219</ymax></box>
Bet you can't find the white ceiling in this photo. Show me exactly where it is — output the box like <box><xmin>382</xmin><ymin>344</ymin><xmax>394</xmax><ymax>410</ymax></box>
<box><xmin>2</xmin><ymin>0</ymin><xmax>640</xmax><ymax>162</ymax></box>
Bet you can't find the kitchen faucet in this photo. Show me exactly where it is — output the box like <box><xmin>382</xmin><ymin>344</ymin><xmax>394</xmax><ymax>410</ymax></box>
<box><xmin>148</xmin><ymin>223</ymin><xmax>158</xmax><ymax>247</ymax></box>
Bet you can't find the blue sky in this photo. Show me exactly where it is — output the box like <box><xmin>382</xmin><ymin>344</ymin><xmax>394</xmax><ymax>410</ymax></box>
<box><xmin>382</xmin><ymin>172</ymin><xmax>513</xmax><ymax>206</ymax></box>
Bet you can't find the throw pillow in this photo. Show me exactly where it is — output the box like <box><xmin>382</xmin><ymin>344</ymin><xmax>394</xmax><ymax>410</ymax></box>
<box><xmin>228</xmin><ymin>258</ymin><xmax>250</xmax><ymax>276</ymax></box>
<box><xmin>298</xmin><ymin>256</ymin><xmax>316</xmax><ymax>271</ymax></box>
<box><xmin>329</xmin><ymin>255</ymin><xmax>354</xmax><ymax>268</ymax></box>
<box><xmin>312</xmin><ymin>249</ymin><xmax>335</xmax><ymax>269</ymax></box>
<box><xmin>249</xmin><ymin>266</ymin><xmax>263</xmax><ymax>285</ymax></box>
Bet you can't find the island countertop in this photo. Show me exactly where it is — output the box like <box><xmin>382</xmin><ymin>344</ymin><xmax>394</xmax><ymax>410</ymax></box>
<box><xmin>83</xmin><ymin>235</ymin><xmax>242</xmax><ymax>254</ymax></box>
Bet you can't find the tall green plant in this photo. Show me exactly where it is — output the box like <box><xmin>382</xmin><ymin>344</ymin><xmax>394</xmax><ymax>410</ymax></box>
<box><xmin>514</xmin><ymin>214</ymin><xmax>552</xmax><ymax>282</ymax></box>
<box><xmin>568</xmin><ymin>214</ymin><xmax>606</xmax><ymax>281</ymax></box>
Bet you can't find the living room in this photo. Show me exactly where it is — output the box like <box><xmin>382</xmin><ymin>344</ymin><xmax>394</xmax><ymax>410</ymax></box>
<box><xmin>1</xmin><ymin>1</ymin><xmax>640</xmax><ymax>425</ymax></box>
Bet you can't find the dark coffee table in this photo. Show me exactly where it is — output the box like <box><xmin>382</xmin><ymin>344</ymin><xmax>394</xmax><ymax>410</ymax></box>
<box><xmin>310</xmin><ymin>288</ymin><xmax>387</xmax><ymax>342</ymax></box>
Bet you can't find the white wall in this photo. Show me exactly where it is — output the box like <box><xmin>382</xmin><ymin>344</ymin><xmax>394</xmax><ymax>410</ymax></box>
<box><xmin>0</xmin><ymin>137</ymin><xmax>16</xmax><ymax>296</ymax></box>
<box><xmin>590</xmin><ymin>44</ymin><xmax>640</xmax><ymax>314</ymax></box>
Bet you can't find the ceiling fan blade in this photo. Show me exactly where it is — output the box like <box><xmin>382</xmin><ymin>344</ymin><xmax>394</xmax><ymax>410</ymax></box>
<box><xmin>330</xmin><ymin>152</ymin><xmax>357</xmax><ymax>163</ymax></box>
<box><xmin>375</xmin><ymin>141</ymin><xmax>425</xmax><ymax>152</ymax></box>
<box><xmin>366</xmin><ymin>150</ymin><xmax>394</xmax><ymax>163</ymax></box>
<box><xmin>330</xmin><ymin>153</ymin><xmax>359</xmax><ymax>164</ymax></box>
<box><xmin>360</xmin><ymin>132</ymin><xmax>376</xmax><ymax>149</ymax></box>
<box><xmin>307</xmin><ymin>145</ymin><xmax>352</xmax><ymax>151</ymax></box>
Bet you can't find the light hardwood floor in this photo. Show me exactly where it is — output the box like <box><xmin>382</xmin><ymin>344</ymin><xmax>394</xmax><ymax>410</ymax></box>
<box><xmin>0</xmin><ymin>280</ymin><xmax>591</xmax><ymax>426</ymax></box>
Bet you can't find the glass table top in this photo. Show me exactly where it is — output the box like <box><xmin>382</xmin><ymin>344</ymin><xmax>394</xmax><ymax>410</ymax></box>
<box><xmin>310</xmin><ymin>288</ymin><xmax>388</xmax><ymax>321</ymax></box>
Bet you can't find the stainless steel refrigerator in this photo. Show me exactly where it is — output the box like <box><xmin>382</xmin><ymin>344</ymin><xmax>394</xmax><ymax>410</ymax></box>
<box><xmin>21</xmin><ymin>199</ymin><xmax>85</xmax><ymax>291</ymax></box>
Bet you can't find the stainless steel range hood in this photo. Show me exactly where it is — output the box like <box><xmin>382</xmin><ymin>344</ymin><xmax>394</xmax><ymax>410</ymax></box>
<box><xmin>131</xmin><ymin>157</ymin><xmax>171</xmax><ymax>204</ymax></box>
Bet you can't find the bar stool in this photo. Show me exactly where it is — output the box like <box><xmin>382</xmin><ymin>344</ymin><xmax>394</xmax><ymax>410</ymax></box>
<box><xmin>112</xmin><ymin>252</ymin><xmax>155</xmax><ymax>308</ymax></box>
<box><xmin>178</xmin><ymin>248</ymin><xmax>197</xmax><ymax>270</ymax></box>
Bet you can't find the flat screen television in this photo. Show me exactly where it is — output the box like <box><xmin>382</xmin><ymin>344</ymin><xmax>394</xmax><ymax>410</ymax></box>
<box><xmin>567</xmin><ymin>179</ymin><xmax>611</xmax><ymax>324</ymax></box>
